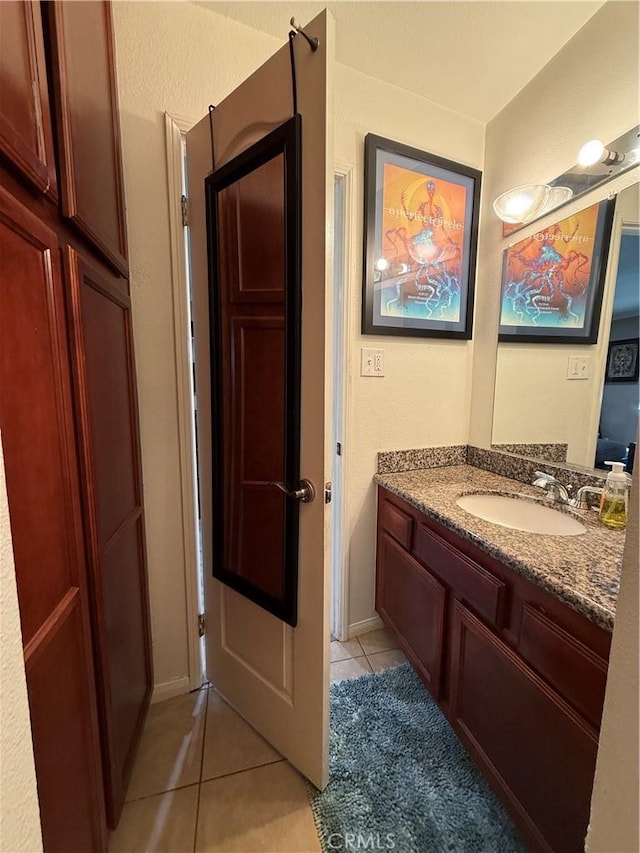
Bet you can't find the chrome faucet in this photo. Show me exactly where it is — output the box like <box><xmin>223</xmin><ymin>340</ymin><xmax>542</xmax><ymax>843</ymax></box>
<box><xmin>532</xmin><ymin>471</ymin><xmax>571</xmax><ymax>503</ymax></box>
<box><xmin>568</xmin><ymin>485</ymin><xmax>604</xmax><ymax>510</ymax></box>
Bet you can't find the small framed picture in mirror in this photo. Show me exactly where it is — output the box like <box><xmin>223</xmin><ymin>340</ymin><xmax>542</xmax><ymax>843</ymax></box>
<box><xmin>606</xmin><ymin>338</ymin><xmax>639</xmax><ymax>383</ymax></box>
<box><xmin>498</xmin><ymin>198</ymin><xmax>615</xmax><ymax>343</ymax></box>
<box><xmin>362</xmin><ymin>134</ymin><xmax>481</xmax><ymax>339</ymax></box>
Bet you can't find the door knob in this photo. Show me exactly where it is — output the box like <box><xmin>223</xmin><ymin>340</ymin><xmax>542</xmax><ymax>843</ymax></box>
<box><xmin>271</xmin><ymin>479</ymin><xmax>316</xmax><ymax>503</ymax></box>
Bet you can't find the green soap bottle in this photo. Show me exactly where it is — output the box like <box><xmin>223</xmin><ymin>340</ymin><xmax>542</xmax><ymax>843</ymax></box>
<box><xmin>598</xmin><ymin>461</ymin><xmax>631</xmax><ymax>530</ymax></box>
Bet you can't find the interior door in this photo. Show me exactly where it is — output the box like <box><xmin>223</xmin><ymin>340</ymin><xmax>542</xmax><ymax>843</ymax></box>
<box><xmin>64</xmin><ymin>248</ymin><xmax>153</xmax><ymax>827</ymax></box>
<box><xmin>0</xmin><ymin>185</ymin><xmax>105</xmax><ymax>851</ymax></box>
<box><xmin>186</xmin><ymin>11</ymin><xmax>333</xmax><ymax>788</ymax></box>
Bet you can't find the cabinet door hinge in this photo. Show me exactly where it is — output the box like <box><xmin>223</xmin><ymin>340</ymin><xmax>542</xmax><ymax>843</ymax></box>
<box><xmin>181</xmin><ymin>194</ymin><xmax>190</xmax><ymax>227</ymax></box>
<box><xmin>198</xmin><ymin>613</ymin><xmax>205</xmax><ymax>637</ymax></box>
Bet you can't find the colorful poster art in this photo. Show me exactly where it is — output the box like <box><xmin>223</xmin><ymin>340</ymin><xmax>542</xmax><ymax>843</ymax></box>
<box><xmin>498</xmin><ymin>199</ymin><xmax>615</xmax><ymax>343</ymax></box>
<box><xmin>362</xmin><ymin>135</ymin><xmax>481</xmax><ymax>339</ymax></box>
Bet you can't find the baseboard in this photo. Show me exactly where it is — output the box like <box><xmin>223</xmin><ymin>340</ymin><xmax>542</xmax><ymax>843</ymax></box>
<box><xmin>348</xmin><ymin>615</ymin><xmax>384</xmax><ymax>639</ymax></box>
<box><xmin>151</xmin><ymin>676</ymin><xmax>191</xmax><ymax>704</ymax></box>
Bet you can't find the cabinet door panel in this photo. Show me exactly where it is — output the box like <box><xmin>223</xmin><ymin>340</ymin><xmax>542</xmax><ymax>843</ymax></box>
<box><xmin>0</xmin><ymin>0</ymin><xmax>56</xmax><ymax>195</ymax></box>
<box><xmin>0</xmin><ymin>185</ymin><xmax>105</xmax><ymax>851</ymax></box>
<box><xmin>48</xmin><ymin>1</ymin><xmax>128</xmax><ymax>274</ymax></box>
<box><xmin>65</xmin><ymin>247</ymin><xmax>152</xmax><ymax>826</ymax></box>
<box><xmin>377</xmin><ymin>533</ymin><xmax>445</xmax><ymax>697</ymax></box>
<box><xmin>450</xmin><ymin>602</ymin><xmax>598</xmax><ymax>853</ymax></box>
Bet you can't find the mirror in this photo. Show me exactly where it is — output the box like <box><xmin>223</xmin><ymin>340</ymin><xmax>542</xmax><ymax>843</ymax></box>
<box><xmin>492</xmin><ymin>182</ymin><xmax>639</xmax><ymax>472</ymax></box>
<box><xmin>205</xmin><ymin>115</ymin><xmax>302</xmax><ymax>626</ymax></box>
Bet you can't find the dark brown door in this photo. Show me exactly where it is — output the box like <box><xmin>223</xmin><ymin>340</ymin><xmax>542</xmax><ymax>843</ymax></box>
<box><xmin>0</xmin><ymin>0</ymin><xmax>57</xmax><ymax>196</ymax></box>
<box><xmin>64</xmin><ymin>247</ymin><xmax>152</xmax><ymax>826</ymax></box>
<box><xmin>47</xmin><ymin>0</ymin><xmax>128</xmax><ymax>274</ymax></box>
<box><xmin>0</xmin><ymin>185</ymin><xmax>105</xmax><ymax>851</ymax></box>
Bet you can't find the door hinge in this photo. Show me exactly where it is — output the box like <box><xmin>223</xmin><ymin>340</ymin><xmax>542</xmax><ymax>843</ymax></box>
<box><xmin>336</xmin><ymin>442</ymin><xmax>342</xmax><ymax>456</ymax></box>
<box><xmin>198</xmin><ymin>613</ymin><xmax>205</xmax><ymax>637</ymax></box>
<box><xmin>181</xmin><ymin>194</ymin><xmax>190</xmax><ymax>227</ymax></box>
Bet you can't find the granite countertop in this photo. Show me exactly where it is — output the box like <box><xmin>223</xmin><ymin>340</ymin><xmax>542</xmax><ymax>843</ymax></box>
<box><xmin>374</xmin><ymin>464</ymin><xmax>625</xmax><ymax>630</ymax></box>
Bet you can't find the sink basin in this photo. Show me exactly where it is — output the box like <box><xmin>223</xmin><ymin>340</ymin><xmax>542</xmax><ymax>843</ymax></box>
<box><xmin>456</xmin><ymin>493</ymin><xmax>586</xmax><ymax>536</ymax></box>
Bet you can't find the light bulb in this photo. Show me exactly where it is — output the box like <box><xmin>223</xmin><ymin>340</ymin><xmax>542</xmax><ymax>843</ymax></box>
<box><xmin>375</xmin><ymin>257</ymin><xmax>388</xmax><ymax>272</ymax></box>
<box><xmin>577</xmin><ymin>139</ymin><xmax>605</xmax><ymax>167</ymax></box>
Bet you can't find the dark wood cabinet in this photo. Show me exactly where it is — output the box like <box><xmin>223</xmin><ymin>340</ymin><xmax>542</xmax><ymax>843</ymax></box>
<box><xmin>0</xmin><ymin>1</ymin><xmax>150</xmax><ymax>847</ymax></box>
<box><xmin>376</xmin><ymin>485</ymin><xmax>611</xmax><ymax>853</ymax></box>
<box><xmin>65</xmin><ymin>248</ymin><xmax>152</xmax><ymax>827</ymax></box>
<box><xmin>46</xmin><ymin>0</ymin><xmax>128</xmax><ymax>274</ymax></box>
<box><xmin>451</xmin><ymin>602</ymin><xmax>599</xmax><ymax>853</ymax></box>
<box><xmin>0</xmin><ymin>0</ymin><xmax>57</xmax><ymax>195</ymax></box>
<box><xmin>377</xmin><ymin>533</ymin><xmax>445</xmax><ymax>697</ymax></box>
<box><xmin>0</xmin><ymin>186</ymin><xmax>105</xmax><ymax>852</ymax></box>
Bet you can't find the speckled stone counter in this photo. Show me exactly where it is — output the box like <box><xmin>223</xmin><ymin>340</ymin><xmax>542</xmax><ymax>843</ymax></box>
<box><xmin>374</xmin><ymin>464</ymin><xmax>625</xmax><ymax>630</ymax></box>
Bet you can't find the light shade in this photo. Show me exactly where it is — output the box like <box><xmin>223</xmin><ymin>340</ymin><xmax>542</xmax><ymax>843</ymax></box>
<box><xmin>493</xmin><ymin>184</ymin><xmax>551</xmax><ymax>224</ymax></box>
<box><xmin>541</xmin><ymin>185</ymin><xmax>574</xmax><ymax>213</ymax></box>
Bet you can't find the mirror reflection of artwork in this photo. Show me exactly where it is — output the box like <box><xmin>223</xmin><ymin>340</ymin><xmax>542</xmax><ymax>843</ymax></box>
<box><xmin>362</xmin><ymin>134</ymin><xmax>481</xmax><ymax>338</ymax></box>
<box><xmin>499</xmin><ymin>199</ymin><xmax>615</xmax><ymax>343</ymax></box>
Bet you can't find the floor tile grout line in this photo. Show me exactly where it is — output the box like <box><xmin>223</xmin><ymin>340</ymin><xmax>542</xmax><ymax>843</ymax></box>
<box><xmin>192</xmin><ymin>685</ymin><xmax>210</xmax><ymax>853</ymax></box>
<box><xmin>124</xmin><ymin>781</ymin><xmax>200</xmax><ymax>805</ymax></box>
<box><xmin>200</xmin><ymin>757</ymin><xmax>286</xmax><ymax>787</ymax></box>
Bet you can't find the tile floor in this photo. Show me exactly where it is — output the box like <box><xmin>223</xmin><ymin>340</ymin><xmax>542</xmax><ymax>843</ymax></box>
<box><xmin>110</xmin><ymin>627</ymin><xmax>405</xmax><ymax>853</ymax></box>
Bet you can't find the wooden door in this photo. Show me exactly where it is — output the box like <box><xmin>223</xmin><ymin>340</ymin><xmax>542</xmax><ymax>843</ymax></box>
<box><xmin>186</xmin><ymin>10</ymin><xmax>334</xmax><ymax>788</ymax></box>
<box><xmin>0</xmin><ymin>185</ymin><xmax>105</xmax><ymax>852</ymax></box>
<box><xmin>0</xmin><ymin>0</ymin><xmax>57</xmax><ymax>195</ymax></box>
<box><xmin>46</xmin><ymin>0</ymin><xmax>128</xmax><ymax>274</ymax></box>
<box><xmin>64</xmin><ymin>248</ymin><xmax>152</xmax><ymax>827</ymax></box>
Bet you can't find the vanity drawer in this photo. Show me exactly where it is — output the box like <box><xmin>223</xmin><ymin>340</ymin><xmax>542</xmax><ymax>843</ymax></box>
<box><xmin>380</xmin><ymin>499</ymin><xmax>413</xmax><ymax>549</ymax></box>
<box><xmin>518</xmin><ymin>604</ymin><xmax>608</xmax><ymax>729</ymax></box>
<box><xmin>414</xmin><ymin>523</ymin><xmax>506</xmax><ymax>627</ymax></box>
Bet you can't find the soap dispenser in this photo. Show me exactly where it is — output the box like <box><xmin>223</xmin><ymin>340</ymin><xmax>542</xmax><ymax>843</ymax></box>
<box><xmin>598</xmin><ymin>461</ymin><xmax>631</xmax><ymax>529</ymax></box>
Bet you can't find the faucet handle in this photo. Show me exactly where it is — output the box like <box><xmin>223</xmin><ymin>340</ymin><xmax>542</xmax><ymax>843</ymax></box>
<box><xmin>535</xmin><ymin>470</ymin><xmax>558</xmax><ymax>482</ymax></box>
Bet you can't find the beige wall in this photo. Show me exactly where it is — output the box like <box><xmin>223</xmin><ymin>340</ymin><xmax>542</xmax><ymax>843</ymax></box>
<box><xmin>112</xmin><ymin>1</ymin><xmax>281</xmax><ymax>690</ymax></box>
<box><xmin>0</xmin><ymin>436</ymin><xmax>43</xmax><ymax>853</ymax></box>
<box><xmin>334</xmin><ymin>64</ymin><xmax>484</xmax><ymax>628</ymax></box>
<box><xmin>112</xmin><ymin>0</ymin><xmax>484</xmax><ymax>666</ymax></box>
<box><xmin>469</xmin><ymin>1</ymin><xmax>640</xmax><ymax>454</ymax></box>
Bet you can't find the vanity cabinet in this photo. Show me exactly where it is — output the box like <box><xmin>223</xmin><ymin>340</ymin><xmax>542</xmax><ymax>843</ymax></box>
<box><xmin>376</xmin><ymin>485</ymin><xmax>612</xmax><ymax>853</ymax></box>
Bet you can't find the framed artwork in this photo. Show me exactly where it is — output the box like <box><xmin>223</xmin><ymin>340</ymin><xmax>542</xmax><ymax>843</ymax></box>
<box><xmin>362</xmin><ymin>134</ymin><xmax>481</xmax><ymax>338</ymax></box>
<box><xmin>498</xmin><ymin>198</ymin><xmax>615</xmax><ymax>343</ymax></box>
<box><xmin>606</xmin><ymin>338</ymin><xmax>639</xmax><ymax>382</ymax></box>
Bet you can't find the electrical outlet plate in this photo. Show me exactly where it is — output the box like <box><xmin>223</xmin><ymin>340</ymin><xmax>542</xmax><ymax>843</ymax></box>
<box><xmin>567</xmin><ymin>355</ymin><xmax>590</xmax><ymax>380</ymax></box>
<box><xmin>361</xmin><ymin>348</ymin><xmax>385</xmax><ymax>376</ymax></box>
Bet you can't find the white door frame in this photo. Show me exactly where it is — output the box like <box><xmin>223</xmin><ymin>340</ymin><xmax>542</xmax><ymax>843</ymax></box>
<box><xmin>164</xmin><ymin>111</ymin><xmax>202</xmax><ymax>693</ymax></box>
<box><xmin>331</xmin><ymin>162</ymin><xmax>353</xmax><ymax>641</ymax></box>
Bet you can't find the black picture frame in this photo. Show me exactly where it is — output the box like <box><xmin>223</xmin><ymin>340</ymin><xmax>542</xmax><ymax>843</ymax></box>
<box><xmin>498</xmin><ymin>198</ymin><xmax>616</xmax><ymax>344</ymax></box>
<box><xmin>605</xmin><ymin>337</ymin><xmax>639</xmax><ymax>383</ymax></box>
<box><xmin>362</xmin><ymin>134</ymin><xmax>481</xmax><ymax>339</ymax></box>
<box><xmin>204</xmin><ymin>115</ymin><xmax>302</xmax><ymax>627</ymax></box>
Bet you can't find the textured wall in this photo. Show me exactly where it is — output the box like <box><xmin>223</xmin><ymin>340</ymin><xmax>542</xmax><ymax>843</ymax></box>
<box><xmin>469</xmin><ymin>1</ymin><xmax>640</xmax><ymax>458</ymax></box>
<box><xmin>334</xmin><ymin>64</ymin><xmax>484</xmax><ymax>627</ymax></box>
<box><xmin>0</xmin><ymin>435</ymin><xmax>43</xmax><ymax>852</ymax></box>
<box><xmin>111</xmin><ymin>1</ymin><xmax>281</xmax><ymax>688</ymax></box>
<box><xmin>112</xmin><ymin>0</ymin><xmax>484</xmax><ymax>667</ymax></box>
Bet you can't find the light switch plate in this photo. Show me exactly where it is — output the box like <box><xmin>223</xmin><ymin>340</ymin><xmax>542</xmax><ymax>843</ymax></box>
<box><xmin>361</xmin><ymin>348</ymin><xmax>385</xmax><ymax>376</ymax></box>
<box><xmin>567</xmin><ymin>355</ymin><xmax>590</xmax><ymax>380</ymax></box>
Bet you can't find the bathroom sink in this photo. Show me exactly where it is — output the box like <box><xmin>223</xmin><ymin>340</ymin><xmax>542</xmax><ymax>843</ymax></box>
<box><xmin>456</xmin><ymin>493</ymin><xmax>586</xmax><ymax>536</ymax></box>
